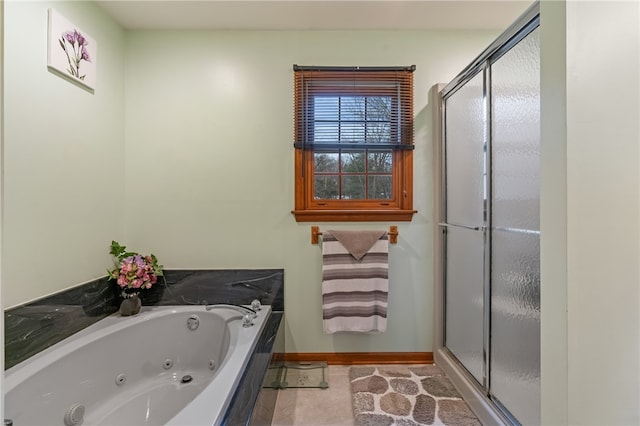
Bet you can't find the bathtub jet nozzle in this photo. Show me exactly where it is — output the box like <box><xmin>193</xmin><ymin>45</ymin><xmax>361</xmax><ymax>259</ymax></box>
<box><xmin>181</xmin><ymin>375</ymin><xmax>193</xmax><ymax>384</ymax></box>
<box><xmin>64</xmin><ymin>403</ymin><xmax>85</xmax><ymax>426</ymax></box>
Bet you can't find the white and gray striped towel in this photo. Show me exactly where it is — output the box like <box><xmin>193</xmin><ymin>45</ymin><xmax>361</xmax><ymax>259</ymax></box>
<box><xmin>322</xmin><ymin>230</ymin><xmax>389</xmax><ymax>334</ymax></box>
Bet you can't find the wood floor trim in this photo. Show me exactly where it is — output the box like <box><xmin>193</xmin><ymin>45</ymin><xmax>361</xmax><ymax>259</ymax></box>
<box><xmin>280</xmin><ymin>352</ymin><xmax>433</xmax><ymax>365</ymax></box>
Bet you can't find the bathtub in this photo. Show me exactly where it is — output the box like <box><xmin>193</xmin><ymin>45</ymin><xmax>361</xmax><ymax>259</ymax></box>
<box><xmin>4</xmin><ymin>304</ymin><xmax>272</xmax><ymax>426</ymax></box>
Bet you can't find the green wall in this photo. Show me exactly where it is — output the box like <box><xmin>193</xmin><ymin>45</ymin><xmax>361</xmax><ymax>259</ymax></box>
<box><xmin>2</xmin><ymin>1</ymin><xmax>496</xmax><ymax>354</ymax></box>
<box><xmin>540</xmin><ymin>1</ymin><xmax>640</xmax><ymax>424</ymax></box>
<box><xmin>123</xmin><ymin>29</ymin><xmax>496</xmax><ymax>353</ymax></box>
<box><xmin>3</xmin><ymin>1</ymin><xmax>125</xmax><ymax>307</ymax></box>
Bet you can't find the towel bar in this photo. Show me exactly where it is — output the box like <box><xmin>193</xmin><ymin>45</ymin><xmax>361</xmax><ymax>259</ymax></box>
<box><xmin>311</xmin><ymin>226</ymin><xmax>398</xmax><ymax>245</ymax></box>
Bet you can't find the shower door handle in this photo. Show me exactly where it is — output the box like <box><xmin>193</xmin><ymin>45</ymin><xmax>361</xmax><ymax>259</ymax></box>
<box><xmin>437</xmin><ymin>222</ymin><xmax>485</xmax><ymax>231</ymax></box>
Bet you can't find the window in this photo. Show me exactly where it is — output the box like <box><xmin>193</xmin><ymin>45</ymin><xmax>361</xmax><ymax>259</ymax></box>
<box><xmin>292</xmin><ymin>66</ymin><xmax>417</xmax><ymax>222</ymax></box>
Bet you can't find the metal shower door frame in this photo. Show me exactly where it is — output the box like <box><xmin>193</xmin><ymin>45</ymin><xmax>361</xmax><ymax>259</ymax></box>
<box><xmin>433</xmin><ymin>3</ymin><xmax>540</xmax><ymax>426</ymax></box>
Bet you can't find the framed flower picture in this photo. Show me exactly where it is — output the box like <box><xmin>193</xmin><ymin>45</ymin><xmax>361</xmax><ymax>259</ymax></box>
<box><xmin>47</xmin><ymin>9</ymin><xmax>97</xmax><ymax>91</ymax></box>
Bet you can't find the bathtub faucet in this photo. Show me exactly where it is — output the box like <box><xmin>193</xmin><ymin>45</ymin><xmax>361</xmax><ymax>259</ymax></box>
<box><xmin>205</xmin><ymin>303</ymin><xmax>256</xmax><ymax>317</ymax></box>
<box><xmin>204</xmin><ymin>304</ymin><xmax>257</xmax><ymax>327</ymax></box>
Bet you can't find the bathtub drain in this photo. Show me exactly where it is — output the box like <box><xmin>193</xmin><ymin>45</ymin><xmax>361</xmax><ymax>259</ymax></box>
<box><xmin>180</xmin><ymin>374</ymin><xmax>193</xmax><ymax>384</ymax></box>
<box><xmin>186</xmin><ymin>315</ymin><xmax>199</xmax><ymax>331</ymax></box>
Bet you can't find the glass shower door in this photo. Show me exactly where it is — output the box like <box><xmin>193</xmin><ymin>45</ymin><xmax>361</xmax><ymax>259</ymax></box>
<box><xmin>490</xmin><ymin>27</ymin><xmax>540</xmax><ymax>425</ymax></box>
<box><xmin>439</xmin><ymin>6</ymin><xmax>540</xmax><ymax>425</ymax></box>
<box><xmin>443</xmin><ymin>71</ymin><xmax>486</xmax><ymax>385</ymax></box>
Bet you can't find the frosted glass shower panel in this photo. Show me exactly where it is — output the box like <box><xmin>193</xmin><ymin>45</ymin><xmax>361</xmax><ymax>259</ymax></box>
<box><xmin>445</xmin><ymin>72</ymin><xmax>485</xmax><ymax>226</ymax></box>
<box><xmin>491</xmin><ymin>28</ymin><xmax>540</xmax><ymax>231</ymax></box>
<box><xmin>441</xmin><ymin>10</ymin><xmax>540</xmax><ymax>426</ymax></box>
<box><xmin>445</xmin><ymin>226</ymin><xmax>484</xmax><ymax>384</ymax></box>
<box><xmin>490</xmin><ymin>26</ymin><xmax>541</xmax><ymax>425</ymax></box>
<box><xmin>490</xmin><ymin>229</ymin><xmax>540</xmax><ymax>425</ymax></box>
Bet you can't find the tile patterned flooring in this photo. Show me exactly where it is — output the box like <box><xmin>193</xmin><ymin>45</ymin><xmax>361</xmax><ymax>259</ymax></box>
<box><xmin>271</xmin><ymin>364</ymin><xmax>482</xmax><ymax>425</ymax></box>
<box><xmin>272</xmin><ymin>365</ymin><xmax>356</xmax><ymax>425</ymax></box>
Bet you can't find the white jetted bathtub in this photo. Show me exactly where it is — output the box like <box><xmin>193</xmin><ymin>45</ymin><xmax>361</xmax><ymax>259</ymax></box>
<box><xmin>5</xmin><ymin>304</ymin><xmax>271</xmax><ymax>426</ymax></box>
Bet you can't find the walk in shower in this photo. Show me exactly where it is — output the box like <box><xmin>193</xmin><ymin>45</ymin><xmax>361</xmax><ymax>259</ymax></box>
<box><xmin>433</xmin><ymin>3</ymin><xmax>539</xmax><ymax>425</ymax></box>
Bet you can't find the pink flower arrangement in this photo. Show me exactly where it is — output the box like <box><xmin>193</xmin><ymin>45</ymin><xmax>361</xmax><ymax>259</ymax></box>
<box><xmin>108</xmin><ymin>241</ymin><xmax>163</xmax><ymax>291</ymax></box>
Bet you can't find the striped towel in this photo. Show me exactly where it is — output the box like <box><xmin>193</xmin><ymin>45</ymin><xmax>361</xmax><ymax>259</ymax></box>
<box><xmin>322</xmin><ymin>230</ymin><xmax>389</xmax><ymax>334</ymax></box>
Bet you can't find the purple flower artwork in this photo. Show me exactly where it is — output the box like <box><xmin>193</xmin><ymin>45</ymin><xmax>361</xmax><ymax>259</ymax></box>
<box><xmin>59</xmin><ymin>29</ymin><xmax>91</xmax><ymax>80</ymax></box>
<box><xmin>47</xmin><ymin>9</ymin><xmax>97</xmax><ymax>90</ymax></box>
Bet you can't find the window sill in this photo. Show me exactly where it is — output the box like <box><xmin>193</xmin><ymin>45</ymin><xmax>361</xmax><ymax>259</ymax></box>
<box><xmin>292</xmin><ymin>209</ymin><xmax>417</xmax><ymax>222</ymax></box>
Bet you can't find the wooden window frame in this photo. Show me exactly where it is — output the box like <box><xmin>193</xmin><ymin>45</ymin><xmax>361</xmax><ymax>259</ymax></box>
<box><xmin>292</xmin><ymin>66</ymin><xmax>417</xmax><ymax>222</ymax></box>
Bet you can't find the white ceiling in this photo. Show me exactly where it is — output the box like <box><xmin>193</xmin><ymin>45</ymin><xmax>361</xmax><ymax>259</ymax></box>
<box><xmin>95</xmin><ymin>0</ymin><xmax>534</xmax><ymax>31</ymax></box>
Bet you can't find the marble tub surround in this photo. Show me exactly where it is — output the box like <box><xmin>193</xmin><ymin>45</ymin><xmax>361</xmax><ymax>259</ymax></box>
<box><xmin>223</xmin><ymin>311</ymin><xmax>285</xmax><ymax>425</ymax></box>
<box><xmin>5</xmin><ymin>269</ymin><xmax>284</xmax><ymax>370</ymax></box>
<box><xmin>4</xmin><ymin>276</ymin><xmax>117</xmax><ymax>369</ymax></box>
<box><xmin>157</xmin><ymin>269</ymin><xmax>284</xmax><ymax>311</ymax></box>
